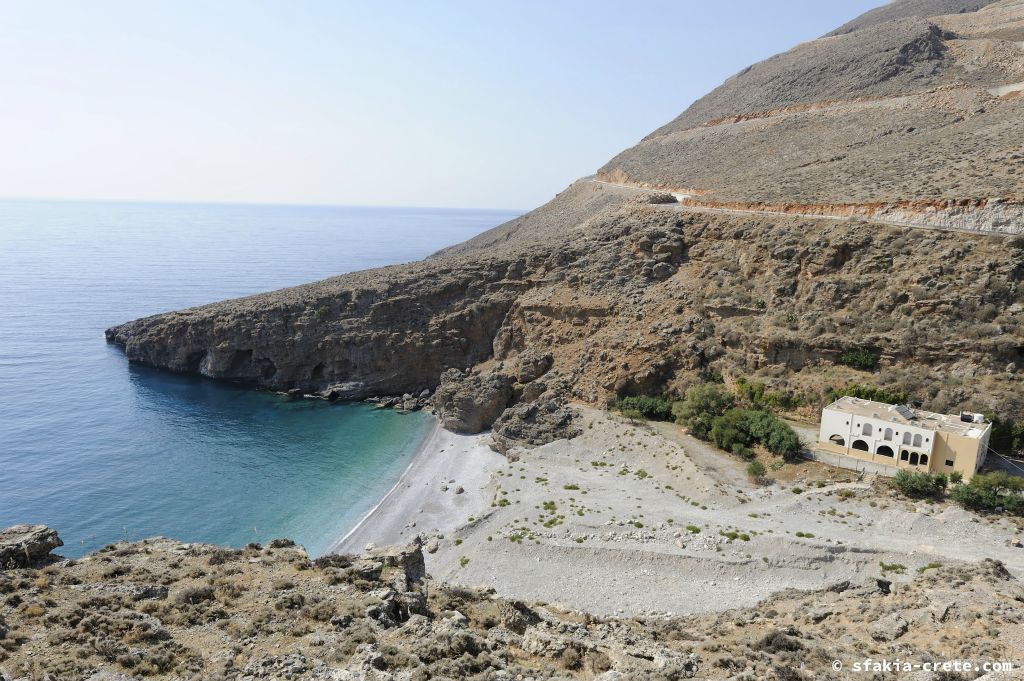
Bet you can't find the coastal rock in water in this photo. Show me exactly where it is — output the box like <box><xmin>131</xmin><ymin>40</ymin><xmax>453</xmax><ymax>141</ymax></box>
<box><xmin>432</xmin><ymin>369</ymin><xmax>514</xmax><ymax>433</ymax></box>
<box><xmin>0</xmin><ymin>524</ymin><xmax>63</xmax><ymax>568</ymax></box>
<box><xmin>491</xmin><ymin>399</ymin><xmax>581</xmax><ymax>455</ymax></box>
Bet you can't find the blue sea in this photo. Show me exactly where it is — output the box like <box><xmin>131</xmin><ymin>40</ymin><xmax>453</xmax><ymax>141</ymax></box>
<box><xmin>0</xmin><ymin>200</ymin><xmax>518</xmax><ymax>558</ymax></box>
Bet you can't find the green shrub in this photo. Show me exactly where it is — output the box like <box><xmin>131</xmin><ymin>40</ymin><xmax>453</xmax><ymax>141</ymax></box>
<box><xmin>746</xmin><ymin>460</ymin><xmax>767</xmax><ymax>481</ymax></box>
<box><xmin>826</xmin><ymin>384</ymin><xmax>909</xmax><ymax>406</ymax></box>
<box><xmin>710</xmin><ymin>408</ymin><xmax>753</xmax><ymax>454</ymax></box>
<box><xmin>615</xmin><ymin>396</ymin><xmax>673</xmax><ymax>421</ymax></box>
<box><xmin>620</xmin><ymin>408</ymin><xmax>644</xmax><ymax>421</ymax></box>
<box><xmin>736</xmin><ymin>377</ymin><xmax>801</xmax><ymax>411</ymax></box>
<box><xmin>672</xmin><ymin>383</ymin><xmax>734</xmax><ymax>437</ymax></box>
<box><xmin>676</xmin><ymin>383</ymin><xmax>802</xmax><ymax>460</ymax></box>
<box><xmin>949</xmin><ymin>472</ymin><xmax>1024</xmax><ymax>515</ymax></box>
<box><xmin>837</xmin><ymin>347</ymin><xmax>880</xmax><ymax>371</ymax></box>
<box><xmin>879</xmin><ymin>561</ymin><xmax>906</xmax><ymax>575</ymax></box>
<box><xmin>745</xmin><ymin>410</ymin><xmax>802</xmax><ymax>460</ymax></box>
<box><xmin>891</xmin><ymin>470</ymin><xmax>947</xmax><ymax>499</ymax></box>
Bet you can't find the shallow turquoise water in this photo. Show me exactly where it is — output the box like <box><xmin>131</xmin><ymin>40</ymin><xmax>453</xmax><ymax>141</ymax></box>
<box><xmin>0</xmin><ymin>199</ymin><xmax>518</xmax><ymax>557</ymax></box>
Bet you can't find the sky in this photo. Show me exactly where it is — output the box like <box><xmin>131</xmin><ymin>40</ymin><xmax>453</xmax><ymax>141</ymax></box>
<box><xmin>0</xmin><ymin>1</ymin><xmax>880</xmax><ymax>210</ymax></box>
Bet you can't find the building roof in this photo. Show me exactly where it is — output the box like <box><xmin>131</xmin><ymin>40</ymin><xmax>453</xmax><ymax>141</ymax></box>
<box><xmin>825</xmin><ymin>396</ymin><xmax>990</xmax><ymax>439</ymax></box>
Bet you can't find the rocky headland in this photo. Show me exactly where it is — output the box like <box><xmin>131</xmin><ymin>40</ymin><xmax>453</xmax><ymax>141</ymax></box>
<box><xmin>106</xmin><ymin>0</ymin><xmax>1024</xmax><ymax>443</ymax></box>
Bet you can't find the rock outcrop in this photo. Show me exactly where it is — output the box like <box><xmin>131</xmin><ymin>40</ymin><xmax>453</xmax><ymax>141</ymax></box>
<box><xmin>0</xmin><ymin>524</ymin><xmax>62</xmax><ymax>569</ymax></box>
<box><xmin>491</xmin><ymin>399</ymin><xmax>582</xmax><ymax>455</ymax></box>
<box><xmin>0</xmin><ymin>528</ymin><xmax>1021</xmax><ymax>680</ymax></box>
<box><xmin>432</xmin><ymin>369</ymin><xmax>514</xmax><ymax>433</ymax></box>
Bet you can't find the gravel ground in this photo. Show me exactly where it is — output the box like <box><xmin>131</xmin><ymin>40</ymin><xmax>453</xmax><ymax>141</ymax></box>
<box><xmin>428</xmin><ymin>406</ymin><xmax>1024</xmax><ymax>617</ymax></box>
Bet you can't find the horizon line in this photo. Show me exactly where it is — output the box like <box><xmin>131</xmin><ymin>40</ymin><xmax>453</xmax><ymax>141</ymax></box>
<box><xmin>0</xmin><ymin>194</ymin><xmax>529</xmax><ymax>215</ymax></box>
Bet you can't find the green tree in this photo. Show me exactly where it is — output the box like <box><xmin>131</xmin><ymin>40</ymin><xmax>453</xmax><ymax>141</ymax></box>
<box><xmin>950</xmin><ymin>472</ymin><xmax>1024</xmax><ymax>514</ymax></box>
<box><xmin>709</xmin><ymin>408</ymin><xmax>753</xmax><ymax>456</ymax></box>
<box><xmin>673</xmin><ymin>383</ymin><xmax>734</xmax><ymax>438</ymax></box>
<box><xmin>616</xmin><ymin>396</ymin><xmax>673</xmax><ymax>421</ymax></box>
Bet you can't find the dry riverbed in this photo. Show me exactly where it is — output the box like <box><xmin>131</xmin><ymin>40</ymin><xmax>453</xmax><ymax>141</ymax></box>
<box><xmin>425</xmin><ymin>407</ymin><xmax>1024</xmax><ymax>617</ymax></box>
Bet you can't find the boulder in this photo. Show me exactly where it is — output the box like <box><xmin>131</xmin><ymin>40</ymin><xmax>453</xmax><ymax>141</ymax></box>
<box><xmin>0</xmin><ymin>524</ymin><xmax>63</xmax><ymax>568</ymax></box>
<box><xmin>870</xmin><ymin>612</ymin><xmax>909</xmax><ymax>641</ymax></box>
<box><xmin>516</xmin><ymin>350</ymin><xmax>553</xmax><ymax>383</ymax></box>
<box><xmin>491</xmin><ymin>400</ymin><xmax>582</xmax><ymax>454</ymax></box>
<box><xmin>432</xmin><ymin>369</ymin><xmax>514</xmax><ymax>433</ymax></box>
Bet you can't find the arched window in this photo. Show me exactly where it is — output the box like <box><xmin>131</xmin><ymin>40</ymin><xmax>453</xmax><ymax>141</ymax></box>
<box><xmin>900</xmin><ymin>450</ymin><xmax>909</xmax><ymax>461</ymax></box>
<box><xmin>877</xmin><ymin>445</ymin><xmax>895</xmax><ymax>458</ymax></box>
<box><xmin>852</xmin><ymin>439</ymin><xmax>869</xmax><ymax>452</ymax></box>
<box><xmin>883</xmin><ymin>428</ymin><xmax>893</xmax><ymax>441</ymax></box>
<box><xmin>912</xmin><ymin>434</ymin><xmax>922</xmax><ymax>447</ymax></box>
<box><xmin>902</xmin><ymin>432</ymin><xmax>911</xmax><ymax>445</ymax></box>
<box><xmin>862</xmin><ymin>423</ymin><xmax>873</xmax><ymax>436</ymax></box>
<box><xmin>920</xmin><ymin>454</ymin><xmax>928</xmax><ymax>466</ymax></box>
<box><xmin>829</xmin><ymin>435</ymin><xmax>845</xmax><ymax>446</ymax></box>
<box><xmin>909</xmin><ymin>452</ymin><xmax>919</xmax><ymax>466</ymax></box>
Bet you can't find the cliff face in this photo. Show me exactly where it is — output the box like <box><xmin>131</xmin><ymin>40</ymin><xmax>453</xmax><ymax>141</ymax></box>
<box><xmin>107</xmin><ymin>0</ymin><xmax>1024</xmax><ymax>435</ymax></box>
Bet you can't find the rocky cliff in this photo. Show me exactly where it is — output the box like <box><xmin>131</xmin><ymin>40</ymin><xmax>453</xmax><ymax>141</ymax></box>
<box><xmin>2</xmin><ymin>526</ymin><xmax>1021</xmax><ymax>680</ymax></box>
<box><xmin>107</xmin><ymin>0</ymin><xmax>1024</xmax><ymax>439</ymax></box>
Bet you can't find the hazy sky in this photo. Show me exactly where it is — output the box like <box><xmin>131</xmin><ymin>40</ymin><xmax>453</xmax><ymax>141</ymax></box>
<box><xmin>1</xmin><ymin>1</ymin><xmax>879</xmax><ymax>210</ymax></box>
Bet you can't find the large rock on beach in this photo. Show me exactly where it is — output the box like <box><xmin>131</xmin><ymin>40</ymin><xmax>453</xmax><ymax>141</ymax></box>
<box><xmin>432</xmin><ymin>368</ymin><xmax>514</xmax><ymax>433</ymax></box>
<box><xmin>491</xmin><ymin>399</ymin><xmax>581</xmax><ymax>455</ymax></box>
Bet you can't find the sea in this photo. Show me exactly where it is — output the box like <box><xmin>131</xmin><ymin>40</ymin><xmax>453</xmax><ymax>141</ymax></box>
<box><xmin>0</xmin><ymin>199</ymin><xmax>519</xmax><ymax>558</ymax></box>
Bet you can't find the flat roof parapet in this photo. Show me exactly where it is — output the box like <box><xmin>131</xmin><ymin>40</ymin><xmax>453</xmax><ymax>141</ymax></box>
<box><xmin>825</xmin><ymin>396</ymin><xmax>989</xmax><ymax>438</ymax></box>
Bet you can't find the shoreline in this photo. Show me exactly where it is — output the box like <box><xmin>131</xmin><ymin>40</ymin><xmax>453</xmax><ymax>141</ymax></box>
<box><xmin>327</xmin><ymin>414</ymin><xmax>504</xmax><ymax>555</ymax></box>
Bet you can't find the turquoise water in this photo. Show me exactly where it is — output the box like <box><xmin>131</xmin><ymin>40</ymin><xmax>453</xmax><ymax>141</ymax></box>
<box><xmin>0</xmin><ymin>199</ymin><xmax>518</xmax><ymax>557</ymax></box>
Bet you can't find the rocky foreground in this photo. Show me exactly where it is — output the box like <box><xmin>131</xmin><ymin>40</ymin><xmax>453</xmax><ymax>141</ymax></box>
<box><xmin>1</xmin><ymin>524</ymin><xmax>1022</xmax><ymax>681</ymax></box>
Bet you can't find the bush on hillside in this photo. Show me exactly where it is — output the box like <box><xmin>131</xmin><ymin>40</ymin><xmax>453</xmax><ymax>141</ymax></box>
<box><xmin>826</xmin><ymin>384</ymin><xmax>909</xmax><ymax>406</ymax></box>
<box><xmin>891</xmin><ymin>470</ymin><xmax>947</xmax><ymax>499</ymax></box>
<box><xmin>615</xmin><ymin>396</ymin><xmax>673</xmax><ymax>421</ymax></box>
<box><xmin>735</xmin><ymin>377</ymin><xmax>801</xmax><ymax>411</ymax></box>
<box><xmin>837</xmin><ymin>347</ymin><xmax>880</xmax><ymax>371</ymax></box>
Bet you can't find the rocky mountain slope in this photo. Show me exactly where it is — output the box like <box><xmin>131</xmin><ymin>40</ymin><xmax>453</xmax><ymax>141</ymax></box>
<box><xmin>2</xmin><ymin>526</ymin><xmax>1022</xmax><ymax>680</ymax></box>
<box><xmin>599</xmin><ymin>1</ymin><xmax>1024</xmax><ymax>216</ymax></box>
<box><xmin>107</xmin><ymin>0</ymin><xmax>1024</xmax><ymax>441</ymax></box>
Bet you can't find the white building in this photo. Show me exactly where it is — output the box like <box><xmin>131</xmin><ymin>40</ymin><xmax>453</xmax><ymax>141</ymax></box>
<box><xmin>817</xmin><ymin>396</ymin><xmax>991</xmax><ymax>480</ymax></box>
